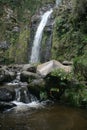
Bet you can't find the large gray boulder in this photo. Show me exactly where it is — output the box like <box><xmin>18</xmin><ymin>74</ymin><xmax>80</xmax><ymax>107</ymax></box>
<box><xmin>37</xmin><ymin>60</ymin><xmax>72</xmax><ymax>77</ymax></box>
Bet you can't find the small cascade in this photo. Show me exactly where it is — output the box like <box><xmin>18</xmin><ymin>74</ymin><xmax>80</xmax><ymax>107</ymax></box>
<box><xmin>12</xmin><ymin>87</ymin><xmax>43</xmax><ymax>111</ymax></box>
<box><xmin>14</xmin><ymin>86</ymin><xmax>32</xmax><ymax>103</ymax></box>
<box><xmin>15</xmin><ymin>88</ymin><xmax>21</xmax><ymax>102</ymax></box>
<box><xmin>30</xmin><ymin>9</ymin><xmax>53</xmax><ymax>64</ymax></box>
<box><xmin>6</xmin><ymin>72</ymin><xmax>21</xmax><ymax>86</ymax></box>
<box><xmin>6</xmin><ymin>71</ymin><xmax>43</xmax><ymax>110</ymax></box>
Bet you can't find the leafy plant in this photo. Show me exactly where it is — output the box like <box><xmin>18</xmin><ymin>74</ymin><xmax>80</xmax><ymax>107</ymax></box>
<box><xmin>51</xmin><ymin>68</ymin><xmax>74</xmax><ymax>81</ymax></box>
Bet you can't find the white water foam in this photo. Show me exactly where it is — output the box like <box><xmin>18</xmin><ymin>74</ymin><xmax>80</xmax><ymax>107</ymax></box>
<box><xmin>11</xmin><ymin>101</ymin><xmax>44</xmax><ymax>112</ymax></box>
<box><xmin>30</xmin><ymin>9</ymin><xmax>53</xmax><ymax>63</ymax></box>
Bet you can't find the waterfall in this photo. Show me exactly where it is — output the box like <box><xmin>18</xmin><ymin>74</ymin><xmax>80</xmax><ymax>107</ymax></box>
<box><xmin>56</xmin><ymin>0</ymin><xmax>61</xmax><ymax>7</ymax></box>
<box><xmin>30</xmin><ymin>9</ymin><xmax>53</xmax><ymax>64</ymax></box>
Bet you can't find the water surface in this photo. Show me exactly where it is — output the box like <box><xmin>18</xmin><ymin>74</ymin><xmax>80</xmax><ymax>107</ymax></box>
<box><xmin>0</xmin><ymin>104</ymin><xmax>87</xmax><ymax>130</ymax></box>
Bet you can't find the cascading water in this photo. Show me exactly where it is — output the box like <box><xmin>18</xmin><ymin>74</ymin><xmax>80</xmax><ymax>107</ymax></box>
<box><xmin>6</xmin><ymin>72</ymin><xmax>42</xmax><ymax>110</ymax></box>
<box><xmin>30</xmin><ymin>9</ymin><xmax>53</xmax><ymax>64</ymax></box>
<box><xmin>15</xmin><ymin>88</ymin><xmax>21</xmax><ymax>102</ymax></box>
<box><xmin>56</xmin><ymin>0</ymin><xmax>61</xmax><ymax>7</ymax></box>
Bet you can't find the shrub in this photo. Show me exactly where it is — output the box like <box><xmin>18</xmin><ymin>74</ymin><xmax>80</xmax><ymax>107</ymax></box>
<box><xmin>73</xmin><ymin>56</ymin><xmax>87</xmax><ymax>81</ymax></box>
<box><xmin>51</xmin><ymin>68</ymin><xmax>74</xmax><ymax>81</ymax></box>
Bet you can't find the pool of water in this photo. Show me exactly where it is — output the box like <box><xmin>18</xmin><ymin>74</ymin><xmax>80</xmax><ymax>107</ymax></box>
<box><xmin>0</xmin><ymin>104</ymin><xmax>87</xmax><ymax>130</ymax></box>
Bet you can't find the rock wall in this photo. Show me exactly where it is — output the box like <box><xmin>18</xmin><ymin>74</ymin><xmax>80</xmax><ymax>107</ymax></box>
<box><xmin>0</xmin><ymin>0</ymin><xmax>55</xmax><ymax>64</ymax></box>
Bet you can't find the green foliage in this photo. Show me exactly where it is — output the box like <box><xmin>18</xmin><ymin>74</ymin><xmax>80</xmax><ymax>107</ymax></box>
<box><xmin>72</xmin><ymin>0</ymin><xmax>87</xmax><ymax>21</ymax></box>
<box><xmin>51</xmin><ymin>68</ymin><xmax>73</xmax><ymax>81</ymax></box>
<box><xmin>64</xmin><ymin>89</ymin><xmax>81</xmax><ymax>106</ymax></box>
<box><xmin>40</xmin><ymin>91</ymin><xmax>48</xmax><ymax>100</ymax></box>
<box><xmin>63</xmin><ymin>82</ymin><xmax>87</xmax><ymax>107</ymax></box>
<box><xmin>0</xmin><ymin>0</ymin><xmax>54</xmax><ymax>64</ymax></box>
<box><xmin>73</xmin><ymin>56</ymin><xmax>87</xmax><ymax>81</ymax></box>
<box><xmin>52</xmin><ymin>0</ymin><xmax>87</xmax><ymax>62</ymax></box>
<box><xmin>81</xmin><ymin>89</ymin><xmax>87</xmax><ymax>103</ymax></box>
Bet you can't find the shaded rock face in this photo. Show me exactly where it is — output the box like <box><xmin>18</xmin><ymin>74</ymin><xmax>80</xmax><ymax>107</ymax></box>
<box><xmin>22</xmin><ymin>64</ymin><xmax>37</xmax><ymax>73</ymax></box>
<box><xmin>0</xmin><ymin>67</ymin><xmax>16</xmax><ymax>83</ymax></box>
<box><xmin>0</xmin><ymin>88</ymin><xmax>15</xmax><ymax>102</ymax></box>
<box><xmin>45</xmin><ymin>75</ymin><xmax>66</xmax><ymax>100</ymax></box>
<box><xmin>0</xmin><ymin>102</ymin><xmax>16</xmax><ymax>112</ymax></box>
<box><xmin>20</xmin><ymin>71</ymin><xmax>41</xmax><ymax>82</ymax></box>
<box><xmin>0</xmin><ymin>41</ymin><xmax>9</xmax><ymax>50</ymax></box>
<box><xmin>28</xmin><ymin>78</ymin><xmax>46</xmax><ymax>99</ymax></box>
<box><xmin>40</xmin><ymin>17</ymin><xmax>54</xmax><ymax>62</ymax></box>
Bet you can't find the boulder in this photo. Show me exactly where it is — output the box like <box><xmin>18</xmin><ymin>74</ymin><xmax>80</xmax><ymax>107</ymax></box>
<box><xmin>28</xmin><ymin>79</ymin><xmax>46</xmax><ymax>99</ymax></box>
<box><xmin>22</xmin><ymin>64</ymin><xmax>37</xmax><ymax>73</ymax></box>
<box><xmin>0</xmin><ymin>87</ymin><xmax>15</xmax><ymax>102</ymax></box>
<box><xmin>20</xmin><ymin>71</ymin><xmax>41</xmax><ymax>82</ymax></box>
<box><xmin>12</xmin><ymin>26</ymin><xmax>20</xmax><ymax>32</ymax></box>
<box><xmin>37</xmin><ymin>60</ymin><xmax>72</xmax><ymax>77</ymax></box>
<box><xmin>0</xmin><ymin>67</ymin><xmax>16</xmax><ymax>83</ymax></box>
<box><xmin>0</xmin><ymin>102</ymin><xmax>16</xmax><ymax>112</ymax></box>
<box><xmin>0</xmin><ymin>41</ymin><xmax>9</xmax><ymax>50</ymax></box>
<box><xmin>62</xmin><ymin>60</ymin><xmax>73</xmax><ymax>66</ymax></box>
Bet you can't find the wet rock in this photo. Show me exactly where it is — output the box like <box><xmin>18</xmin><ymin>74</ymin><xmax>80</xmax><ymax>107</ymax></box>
<box><xmin>12</xmin><ymin>26</ymin><xmax>20</xmax><ymax>32</ymax></box>
<box><xmin>8</xmin><ymin>64</ymin><xmax>23</xmax><ymax>72</ymax></box>
<box><xmin>22</xmin><ymin>64</ymin><xmax>37</xmax><ymax>73</ymax></box>
<box><xmin>0</xmin><ymin>102</ymin><xmax>16</xmax><ymax>112</ymax></box>
<box><xmin>0</xmin><ymin>67</ymin><xmax>16</xmax><ymax>83</ymax></box>
<box><xmin>20</xmin><ymin>71</ymin><xmax>41</xmax><ymax>82</ymax></box>
<box><xmin>31</xmin><ymin>14</ymin><xmax>40</xmax><ymax>25</ymax></box>
<box><xmin>0</xmin><ymin>41</ymin><xmax>9</xmax><ymax>50</ymax></box>
<box><xmin>62</xmin><ymin>61</ymin><xmax>73</xmax><ymax>66</ymax></box>
<box><xmin>28</xmin><ymin>79</ymin><xmax>46</xmax><ymax>99</ymax></box>
<box><xmin>0</xmin><ymin>88</ymin><xmax>15</xmax><ymax>102</ymax></box>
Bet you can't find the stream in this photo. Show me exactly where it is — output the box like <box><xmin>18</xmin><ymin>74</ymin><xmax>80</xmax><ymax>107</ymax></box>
<box><xmin>0</xmin><ymin>103</ymin><xmax>87</xmax><ymax>130</ymax></box>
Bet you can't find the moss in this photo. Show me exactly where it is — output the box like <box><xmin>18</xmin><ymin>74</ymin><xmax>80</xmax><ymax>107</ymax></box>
<box><xmin>62</xmin><ymin>83</ymin><xmax>87</xmax><ymax>107</ymax></box>
<box><xmin>52</xmin><ymin>0</ymin><xmax>87</xmax><ymax>62</ymax></box>
<box><xmin>0</xmin><ymin>0</ymin><xmax>55</xmax><ymax>64</ymax></box>
<box><xmin>73</xmin><ymin>56</ymin><xmax>87</xmax><ymax>81</ymax></box>
<box><xmin>15</xmin><ymin>28</ymin><xmax>30</xmax><ymax>63</ymax></box>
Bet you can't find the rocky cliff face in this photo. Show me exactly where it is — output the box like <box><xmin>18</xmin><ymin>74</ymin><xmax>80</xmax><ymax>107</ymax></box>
<box><xmin>52</xmin><ymin>0</ymin><xmax>87</xmax><ymax>62</ymax></box>
<box><xmin>0</xmin><ymin>0</ymin><xmax>55</xmax><ymax>64</ymax></box>
<box><xmin>0</xmin><ymin>0</ymin><xmax>87</xmax><ymax>83</ymax></box>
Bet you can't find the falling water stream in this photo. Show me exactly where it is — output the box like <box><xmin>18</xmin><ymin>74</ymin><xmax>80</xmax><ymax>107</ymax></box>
<box><xmin>56</xmin><ymin>0</ymin><xmax>61</xmax><ymax>7</ymax></box>
<box><xmin>30</xmin><ymin>9</ymin><xmax>53</xmax><ymax>63</ymax></box>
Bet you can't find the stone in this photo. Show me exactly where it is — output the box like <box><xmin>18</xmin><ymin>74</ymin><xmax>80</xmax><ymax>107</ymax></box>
<box><xmin>22</xmin><ymin>64</ymin><xmax>37</xmax><ymax>73</ymax></box>
<box><xmin>0</xmin><ymin>88</ymin><xmax>15</xmax><ymax>102</ymax></box>
<box><xmin>0</xmin><ymin>41</ymin><xmax>9</xmax><ymax>50</ymax></box>
<box><xmin>62</xmin><ymin>61</ymin><xmax>73</xmax><ymax>66</ymax></box>
<box><xmin>37</xmin><ymin>60</ymin><xmax>72</xmax><ymax>77</ymax></box>
<box><xmin>20</xmin><ymin>71</ymin><xmax>41</xmax><ymax>82</ymax></box>
<box><xmin>0</xmin><ymin>102</ymin><xmax>16</xmax><ymax>112</ymax></box>
<box><xmin>12</xmin><ymin>26</ymin><xmax>20</xmax><ymax>32</ymax></box>
<box><xmin>28</xmin><ymin>79</ymin><xmax>46</xmax><ymax>99</ymax></box>
<box><xmin>0</xmin><ymin>67</ymin><xmax>16</xmax><ymax>83</ymax></box>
